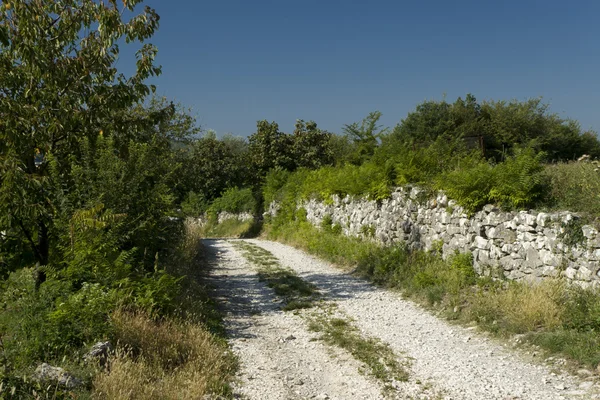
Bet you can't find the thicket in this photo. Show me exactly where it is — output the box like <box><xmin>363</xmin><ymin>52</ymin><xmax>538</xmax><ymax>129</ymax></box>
<box><xmin>259</xmin><ymin>96</ymin><xmax>600</xmax><ymax>216</ymax></box>
<box><xmin>0</xmin><ymin>1</ymin><xmax>234</xmax><ymax>398</ymax></box>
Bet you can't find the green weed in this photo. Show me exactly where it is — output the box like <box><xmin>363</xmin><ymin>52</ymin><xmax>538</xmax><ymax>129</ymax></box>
<box><xmin>233</xmin><ymin>242</ymin><xmax>319</xmax><ymax>310</ymax></box>
<box><xmin>307</xmin><ymin>309</ymin><xmax>409</xmax><ymax>388</ymax></box>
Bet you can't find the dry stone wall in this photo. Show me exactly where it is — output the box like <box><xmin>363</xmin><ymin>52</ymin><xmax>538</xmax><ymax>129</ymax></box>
<box><xmin>217</xmin><ymin>211</ymin><xmax>254</xmax><ymax>224</ymax></box>
<box><xmin>273</xmin><ymin>186</ymin><xmax>600</xmax><ymax>288</ymax></box>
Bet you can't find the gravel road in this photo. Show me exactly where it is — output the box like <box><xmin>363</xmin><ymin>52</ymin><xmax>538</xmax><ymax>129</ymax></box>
<box><xmin>205</xmin><ymin>238</ymin><xmax>600</xmax><ymax>400</ymax></box>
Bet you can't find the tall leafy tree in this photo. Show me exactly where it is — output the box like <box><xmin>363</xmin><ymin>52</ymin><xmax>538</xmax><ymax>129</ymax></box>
<box><xmin>292</xmin><ymin>119</ymin><xmax>333</xmax><ymax>169</ymax></box>
<box><xmin>185</xmin><ymin>133</ymin><xmax>249</xmax><ymax>202</ymax></box>
<box><xmin>248</xmin><ymin>120</ymin><xmax>294</xmax><ymax>179</ymax></box>
<box><xmin>0</xmin><ymin>0</ymin><xmax>161</xmax><ymax>285</ymax></box>
<box><xmin>343</xmin><ymin>111</ymin><xmax>389</xmax><ymax>164</ymax></box>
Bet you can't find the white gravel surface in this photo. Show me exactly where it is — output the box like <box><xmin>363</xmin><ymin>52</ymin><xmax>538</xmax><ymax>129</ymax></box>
<box><xmin>205</xmin><ymin>239</ymin><xmax>387</xmax><ymax>400</ymax></box>
<box><xmin>206</xmin><ymin>238</ymin><xmax>600</xmax><ymax>400</ymax></box>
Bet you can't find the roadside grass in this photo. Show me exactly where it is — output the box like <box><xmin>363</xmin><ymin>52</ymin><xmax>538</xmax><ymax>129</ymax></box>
<box><xmin>92</xmin><ymin>219</ymin><xmax>237</xmax><ymax>399</ymax></box>
<box><xmin>307</xmin><ymin>307</ymin><xmax>410</xmax><ymax>389</ymax></box>
<box><xmin>232</xmin><ymin>241</ymin><xmax>320</xmax><ymax>311</ymax></box>
<box><xmin>199</xmin><ymin>217</ymin><xmax>260</xmax><ymax>239</ymax></box>
<box><xmin>93</xmin><ymin>310</ymin><xmax>236</xmax><ymax>399</ymax></box>
<box><xmin>544</xmin><ymin>161</ymin><xmax>600</xmax><ymax>216</ymax></box>
<box><xmin>267</xmin><ymin>219</ymin><xmax>600</xmax><ymax>371</ymax></box>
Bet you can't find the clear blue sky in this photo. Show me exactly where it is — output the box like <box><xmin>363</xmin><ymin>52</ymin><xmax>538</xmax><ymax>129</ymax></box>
<box><xmin>126</xmin><ymin>0</ymin><xmax>600</xmax><ymax>137</ymax></box>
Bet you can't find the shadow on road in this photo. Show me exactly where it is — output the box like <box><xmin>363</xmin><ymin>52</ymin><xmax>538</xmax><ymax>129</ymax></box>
<box><xmin>202</xmin><ymin>239</ymin><xmax>378</xmax><ymax>341</ymax></box>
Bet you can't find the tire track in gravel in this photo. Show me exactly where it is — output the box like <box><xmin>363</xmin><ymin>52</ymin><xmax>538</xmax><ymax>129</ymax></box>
<box><xmin>245</xmin><ymin>239</ymin><xmax>600</xmax><ymax>400</ymax></box>
<box><xmin>204</xmin><ymin>239</ymin><xmax>392</xmax><ymax>400</ymax></box>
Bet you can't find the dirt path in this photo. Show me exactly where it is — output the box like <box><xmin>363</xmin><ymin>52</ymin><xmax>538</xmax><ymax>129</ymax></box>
<box><xmin>205</xmin><ymin>239</ymin><xmax>387</xmax><ymax>400</ymax></box>
<box><xmin>206</xmin><ymin>239</ymin><xmax>600</xmax><ymax>400</ymax></box>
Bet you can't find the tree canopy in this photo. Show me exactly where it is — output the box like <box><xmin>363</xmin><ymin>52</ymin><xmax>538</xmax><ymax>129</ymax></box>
<box><xmin>0</xmin><ymin>0</ymin><xmax>163</xmax><ymax>283</ymax></box>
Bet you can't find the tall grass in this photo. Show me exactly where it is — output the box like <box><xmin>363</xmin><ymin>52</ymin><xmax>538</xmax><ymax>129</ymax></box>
<box><xmin>199</xmin><ymin>217</ymin><xmax>258</xmax><ymax>238</ymax></box>
<box><xmin>91</xmin><ymin>218</ymin><xmax>237</xmax><ymax>398</ymax></box>
<box><xmin>93</xmin><ymin>310</ymin><xmax>235</xmax><ymax>399</ymax></box>
<box><xmin>544</xmin><ymin>161</ymin><xmax>600</xmax><ymax>216</ymax></box>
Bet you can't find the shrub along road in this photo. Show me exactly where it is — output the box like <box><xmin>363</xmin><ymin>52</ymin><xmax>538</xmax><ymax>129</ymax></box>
<box><xmin>205</xmin><ymin>239</ymin><xmax>599</xmax><ymax>400</ymax></box>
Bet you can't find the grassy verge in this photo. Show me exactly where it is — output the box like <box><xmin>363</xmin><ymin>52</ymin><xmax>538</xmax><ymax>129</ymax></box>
<box><xmin>267</xmin><ymin>219</ymin><xmax>600</xmax><ymax>371</ymax></box>
<box><xmin>92</xmin><ymin>309</ymin><xmax>235</xmax><ymax>399</ymax></box>
<box><xmin>307</xmin><ymin>306</ymin><xmax>409</xmax><ymax>390</ymax></box>
<box><xmin>92</xmin><ymin>218</ymin><xmax>237</xmax><ymax>399</ymax></box>
<box><xmin>0</xmin><ymin>219</ymin><xmax>236</xmax><ymax>399</ymax></box>
<box><xmin>199</xmin><ymin>217</ymin><xmax>261</xmax><ymax>239</ymax></box>
<box><xmin>233</xmin><ymin>241</ymin><xmax>319</xmax><ymax>311</ymax></box>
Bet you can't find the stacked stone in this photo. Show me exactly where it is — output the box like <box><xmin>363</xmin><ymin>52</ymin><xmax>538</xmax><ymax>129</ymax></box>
<box><xmin>217</xmin><ymin>211</ymin><xmax>254</xmax><ymax>224</ymax></box>
<box><xmin>292</xmin><ymin>186</ymin><xmax>600</xmax><ymax>287</ymax></box>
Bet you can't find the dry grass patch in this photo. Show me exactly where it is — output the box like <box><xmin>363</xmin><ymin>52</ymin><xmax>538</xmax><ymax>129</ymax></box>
<box><xmin>92</xmin><ymin>309</ymin><xmax>235</xmax><ymax>399</ymax></box>
<box><xmin>467</xmin><ymin>280</ymin><xmax>565</xmax><ymax>334</ymax></box>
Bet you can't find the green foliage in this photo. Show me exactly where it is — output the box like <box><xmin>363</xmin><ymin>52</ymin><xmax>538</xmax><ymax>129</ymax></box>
<box><xmin>488</xmin><ymin>148</ymin><xmax>547</xmax><ymax>208</ymax></box>
<box><xmin>181</xmin><ymin>134</ymin><xmax>250</xmax><ymax>203</ymax></box>
<box><xmin>328</xmin><ymin>134</ymin><xmax>356</xmax><ymax>166</ymax></box>
<box><xmin>248</xmin><ymin>120</ymin><xmax>295</xmax><ymax>179</ymax></box>
<box><xmin>437</xmin><ymin>147</ymin><xmax>548</xmax><ymax>212</ymax></box>
<box><xmin>436</xmin><ymin>158</ymin><xmax>495</xmax><ymax>212</ymax></box>
<box><xmin>383</xmin><ymin>137</ymin><xmax>471</xmax><ymax>185</ymax></box>
<box><xmin>387</xmin><ymin>95</ymin><xmax>600</xmax><ymax>161</ymax></box>
<box><xmin>342</xmin><ymin>111</ymin><xmax>389</xmax><ymax>164</ymax></box>
<box><xmin>0</xmin><ymin>0</ymin><xmax>162</xmax><ymax>273</ymax></box>
<box><xmin>263</xmin><ymin>168</ymin><xmax>292</xmax><ymax>206</ymax></box>
<box><xmin>208</xmin><ymin>187</ymin><xmax>257</xmax><ymax>216</ymax></box>
<box><xmin>0</xmin><ymin>2</ymin><xmax>238</xmax><ymax>397</ymax></box>
<box><xmin>248</xmin><ymin>119</ymin><xmax>335</xmax><ymax>182</ymax></box>
<box><xmin>47</xmin><ymin>282</ymin><xmax>118</xmax><ymax>348</ymax></box>
<box><xmin>66</xmin><ymin>136</ymin><xmax>178</xmax><ymax>271</ymax></box>
<box><xmin>561</xmin><ymin>285</ymin><xmax>600</xmax><ymax>331</ymax></box>
<box><xmin>320</xmin><ymin>215</ymin><xmax>334</xmax><ymax>231</ymax></box>
<box><xmin>544</xmin><ymin>161</ymin><xmax>600</xmax><ymax>215</ymax></box>
<box><xmin>391</xmin><ymin>99</ymin><xmax>454</xmax><ymax>145</ymax></box>
<box><xmin>181</xmin><ymin>191</ymin><xmax>209</xmax><ymax>217</ymax></box>
<box><xmin>131</xmin><ymin>270</ymin><xmax>183</xmax><ymax>316</ymax></box>
<box><xmin>292</xmin><ymin>120</ymin><xmax>334</xmax><ymax>170</ymax></box>
<box><xmin>296</xmin><ymin>162</ymin><xmax>393</xmax><ymax>202</ymax></box>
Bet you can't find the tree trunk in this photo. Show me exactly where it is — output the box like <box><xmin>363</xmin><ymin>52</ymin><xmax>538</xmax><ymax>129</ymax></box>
<box><xmin>34</xmin><ymin>221</ymin><xmax>49</xmax><ymax>290</ymax></box>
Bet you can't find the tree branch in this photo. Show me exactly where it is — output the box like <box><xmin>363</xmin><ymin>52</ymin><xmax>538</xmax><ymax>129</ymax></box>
<box><xmin>16</xmin><ymin>219</ymin><xmax>43</xmax><ymax>264</ymax></box>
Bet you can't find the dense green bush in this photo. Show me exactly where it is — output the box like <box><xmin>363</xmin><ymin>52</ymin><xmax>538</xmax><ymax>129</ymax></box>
<box><xmin>436</xmin><ymin>158</ymin><xmax>494</xmax><ymax>212</ymax></box>
<box><xmin>436</xmin><ymin>147</ymin><xmax>548</xmax><ymax>212</ymax></box>
<box><xmin>489</xmin><ymin>148</ymin><xmax>547</xmax><ymax>208</ymax></box>
<box><xmin>208</xmin><ymin>187</ymin><xmax>257</xmax><ymax>216</ymax></box>
<box><xmin>180</xmin><ymin>133</ymin><xmax>251</xmax><ymax>203</ymax></box>
<box><xmin>263</xmin><ymin>168</ymin><xmax>292</xmax><ymax>206</ymax></box>
<box><xmin>388</xmin><ymin>95</ymin><xmax>600</xmax><ymax>161</ymax></box>
<box><xmin>389</xmin><ymin>139</ymin><xmax>469</xmax><ymax>185</ymax></box>
<box><xmin>181</xmin><ymin>191</ymin><xmax>209</xmax><ymax>216</ymax></box>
